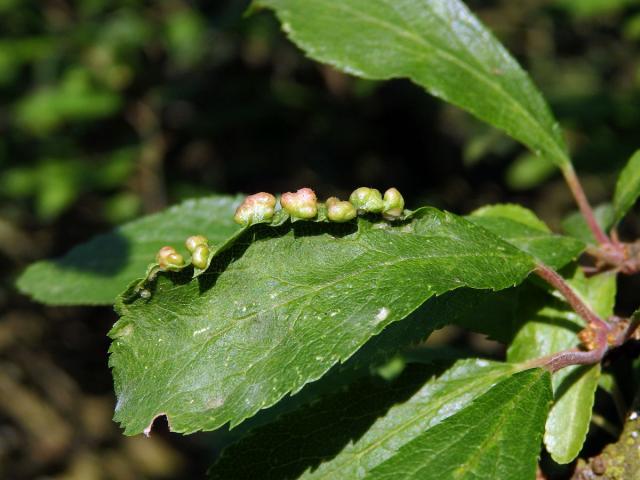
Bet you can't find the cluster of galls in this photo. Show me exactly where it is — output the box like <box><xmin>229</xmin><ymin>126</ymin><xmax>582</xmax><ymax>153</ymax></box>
<box><xmin>155</xmin><ymin>234</ymin><xmax>210</xmax><ymax>271</ymax></box>
<box><xmin>233</xmin><ymin>187</ymin><xmax>405</xmax><ymax>226</ymax></box>
<box><xmin>153</xmin><ymin>187</ymin><xmax>404</xmax><ymax>271</ymax></box>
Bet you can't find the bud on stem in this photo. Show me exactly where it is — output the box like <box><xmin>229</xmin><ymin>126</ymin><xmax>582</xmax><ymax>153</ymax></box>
<box><xmin>234</xmin><ymin>192</ymin><xmax>277</xmax><ymax>226</ymax></box>
<box><xmin>156</xmin><ymin>246</ymin><xmax>185</xmax><ymax>270</ymax></box>
<box><xmin>349</xmin><ymin>187</ymin><xmax>384</xmax><ymax>213</ymax></box>
<box><xmin>326</xmin><ymin>197</ymin><xmax>357</xmax><ymax>222</ymax></box>
<box><xmin>280</xmin><ymin>188</ymin><xmax>318</xmax><ymax>219</ymax></box>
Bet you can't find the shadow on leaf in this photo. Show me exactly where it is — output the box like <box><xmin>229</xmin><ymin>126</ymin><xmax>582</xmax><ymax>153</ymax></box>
<box><xmin>207</xmin><ymin>363</ymin><xmax>449</xmax><ymax>480</ymax></box>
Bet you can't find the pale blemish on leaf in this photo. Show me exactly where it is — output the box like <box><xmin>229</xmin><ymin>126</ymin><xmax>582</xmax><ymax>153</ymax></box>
<box><xmin>376</xmin><ymin>307</ymin><xmax>390</xmax><ymax>322</ymax></box>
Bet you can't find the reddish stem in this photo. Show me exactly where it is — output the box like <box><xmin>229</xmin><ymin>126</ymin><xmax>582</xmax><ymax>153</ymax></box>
<box><xmin>527</xmin><ymin>338</ymin><xmax>607</xmax><ymax>373</ymax></box>
<box><xmin>528</xmin><ymin>263</ymin><xmax>614</xmax><ymax>372</ymax></box>
<box><xmin>563</xmin><ymin>167</ymin><xmax>610</xmax><ymax>245</ymax></box>
<box><xmin>534</xmin><ymin>264</ymin><xmax>609</xmax><ymax>330</ymax></box>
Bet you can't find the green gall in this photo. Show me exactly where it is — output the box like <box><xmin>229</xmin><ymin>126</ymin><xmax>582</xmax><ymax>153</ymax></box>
<box><xmin>349</xmin><ymin>187</ymin><xmax>384</xmax><ymax>213</ymax></box>
<box><xmin>326</xmin><ymin>197</ymin><xmax>357</xmax><ymax>222</ymax></box>
<box><xmin>191</xmin><ymin>244</ymin><xmax>210</xmax><ymax>270</ymax></box>
<box><xmin>156</xmin><ymin>246</ymin><xmax>185</xmax><ymax>270</ymax></box>
<box><xmin>383</xmin><ymin>188</ymin><xmax>405</xmax><ymax>219</ymax></box>
<box><xmin>185</xmin><ymin>235</ymin><xmax>208</xmax><ymax>253</ymax></box>
<box><xmin>233</xmin><ymin>192</ymin><xmax>277</xmax><ymax>226</ymax></box>
<box><xmin>280</xmin><ymin>187</ymin><xmax>318</xmax><ymax>219</ymax></box>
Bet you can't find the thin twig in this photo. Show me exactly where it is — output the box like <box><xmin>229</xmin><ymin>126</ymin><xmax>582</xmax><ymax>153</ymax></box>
<box><xmin>525</xmin><ymin>340</ymin><xmax>606</xmax><ymax>373</ymax></box>
<box><xmin>534</xmin><ymin>263</ymin><xmax>609</xmax><ymax>330</ymax></box>
<box><xmin>562</xmin><ymin>167</ymin><xmax>610</xmax><ymax>245</ymax></box>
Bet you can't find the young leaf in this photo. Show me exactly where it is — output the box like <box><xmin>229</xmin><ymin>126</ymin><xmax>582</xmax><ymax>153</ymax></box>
<box><xmin>508</xmin><ymin>271</ymin><xmax>617</xmax><ymax>464</ymax></box>
<box><xmin>254</xmin><ymin>0</ymin><xmax>571</xmax><ymax>169</ymax></box>
<box><xmin>110</xmin><ymin>208</ymin><xmax>536</xmax><ymax>435</ymax></box>
<box><xmin>562</xmin><ymin>204</ymin><xmax>614</xmax><ymax>245</ymax></box>
<box><xmin>468</xmin><ymin>204</ymin><xmax>585</xmax><ymax>269</ymax></box>
<box><xmin>16</xmin><ymin>195</ymin><xmax>243</xmax><ymax>305</ymax></box>
<box><xmin>544</xmin><ymin>364</ymin><xmax>601</xmax><ymax>464</ymax></box>
<box><xmin>612</xmin><ymin>149</ymin><xmax>640</xmax><ymax>225</ymax></box>
<box><xmin>209</xmin><ymin>359</ymin><xmax>519</xmax><ymax>479</ymax></box>
<box><xmin>472</xmin><ymin>203</ymin><xmax>551</xmax><ymax>231</ymax></box>
<box><xmin>367</xmin><ymin>369</ymin><xmax>552</xmax><ymax>480</ymax></box>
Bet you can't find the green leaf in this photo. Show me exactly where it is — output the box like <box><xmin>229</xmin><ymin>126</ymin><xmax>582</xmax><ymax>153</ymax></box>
<box><xmin>505</xmin><ymin>151</ymin><xmax>557</xmax><ymax>190</ymax></box>
<box><xmin>367</xmin><ymin>368</ymin><xmax>552</xmax><ymax>480</ymax></box>
<box><xmin>209</xmin><ymin>359</ymin><xmax>519</xmax><ymax>479</ymax></box>
<box><xmin>471</xmin><ymin>203</ymin><xmax>551</xmax><ymax>231</ymax></box>
<box><xmin>555</xmin><ymin>0</ymin><xmax>635</xmax><ymax>18</ymax></box>
<box><xmin>217</xmin><ymin>285</ymin><xmax>531</xmax><ymax>452</ymax></box>
<box><xmin>17</xmin><ymin>195</ymin><xmax>243</xmax><ymax>305</ymax></box>
<box><xmin>14</xmin><ymin>67</ymin><xmax>122</xmax><ymax>134</ymax></box>
<box><xmin>109</xmin><ymin>208</ymin><xmax>536</xmax><ymax>435</ymax></box>
<box><xmin>468</xmin><ymin>204</ymin><xmax>585</xmax><ymax>269</ymax></box>
<box><xmin>508</xmin><ymin>271</ymin><xmax>617</xmax><ymax>464</ymax></box>
<box><xmin>612</xmin><ymin>149</ymin><xmax>640</xmax><ymax>225</ymax></box>
<box><xmin>543</xmin><ymin>364</ymin><xmax>601</xmax><ymax>464</ymax></box>
<box><xmin>562</xmin><ymin>203</ymin><xmax>614</xmax><ymax>245</ymax></box>
<box><xmin>254</xmin><ymin>0</ymin><xmax>571</xmax><ymax>169</ymax></box>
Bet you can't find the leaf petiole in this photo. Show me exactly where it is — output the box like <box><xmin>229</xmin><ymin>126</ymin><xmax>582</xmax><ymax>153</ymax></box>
<box><xmin>534</xmin><ymin>263</ymin><xmax>609</xmax><ymax>331</ymax></box>
<box><xmin>524</xmin><ymin>337</ymin><xmax>607</xmax><ymax>373</ymax></box>
<box><xmin>563</xmin><ymin>166</ymin><xmax>610</xmax><ymax>246</ymax></box>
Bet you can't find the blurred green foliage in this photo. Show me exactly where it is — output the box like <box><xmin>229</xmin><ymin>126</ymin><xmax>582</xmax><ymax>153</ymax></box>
<box><xmin>0</xmin><ymin>0</ymin><xmax>247</xmax><ymax>224</ymax></box>
<box><xmin>2</xmin><ymin>0</ymin><xmax>639</xmax><ymax>229</ymax></box>
<box><xmin>1</xmin><ymin>0</ymin><xmax>640</xmax><ymax>478</ymax></box>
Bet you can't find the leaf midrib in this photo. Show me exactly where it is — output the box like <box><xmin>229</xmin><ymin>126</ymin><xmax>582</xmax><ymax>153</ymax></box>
<box><xmin>449</xmin><ymin>380</ymin><xmax>530</xmax><ymax>478</ymax></box>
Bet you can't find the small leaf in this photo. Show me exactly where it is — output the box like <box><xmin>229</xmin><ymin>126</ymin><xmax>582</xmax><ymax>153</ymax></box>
<box><xmin>472</xmin><ymin>203</ymin><xmax>551</xmax><ymax>232</ymax></box>
<box><xmin>209</xmin><ymin>359</ymin><xmax>519</xmax><ymax>479</ymax></box>
<box><xmin>255</xmin><ymin>0</ymin><xmax>571</xmax><ymax>168</ymax></box>
<box><xmin>367</xmin><ymin>369</ymin><xmax>552</xmax><ymax>480</ymax></box>
<box><xmin>468</xmin><ymin>204</ymin><xmax>584</xmax><ymax>269</ymax></box>
<box><xmin>543</xmin><ymin>364</ymin><xmax>601</xmax><ymax>464</ymax></box>
<box><xmin>568</xmin><ymin>269</ymin><xmax>617</xmax><ymax>319</ymax></box>
<box><xmin>612</xmin><ymin>149</ymin><xmax>640</xmax><ymax>225</ymax></box>
<box><xmin>17</xmin><ymin>195</ymin><xmax>243</xmax><ymax>305</ymax></box>
<box><xmin>505</xmin><ymin>151</ymin><xmax>557</xmax><ymax>190</ymax></box>
<box><xmin>110</xmin><ymin>208</ymin><xmax>536</xmax><ymax>435</ymax></box>
<box><xmin>555</xmin><ymin>0</ymin><xmax>635</xmax><ymax>18</ymax></box>
<box><xmin>508</xmin><ymin>270</ymin><xmax>617</xmax><ymax>464</ymax></box>
<box><xmin>562</xmin><ymin>203</ymin><xmax>614</xmax><ymax>245</ymax></box>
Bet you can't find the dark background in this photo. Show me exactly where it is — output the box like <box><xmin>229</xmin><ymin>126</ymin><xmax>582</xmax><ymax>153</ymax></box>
<box><xmin>1</xmin><ymin>0</ymin><xmax>640</xmax><ymax>478</ymax></box>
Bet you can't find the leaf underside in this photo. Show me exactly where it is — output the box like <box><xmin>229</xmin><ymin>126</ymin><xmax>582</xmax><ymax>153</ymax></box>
<box><xmin>109</xmin><ymin>208</ymin><xmax>535</xmax><ymax>435</ymax></box>
<box><xmin>255</xmin><ymin>0</ymin><xmax>570</xmax><ymax>168</ymax></box>
<box><xmin>17</xmin><ymin>195</ymin><xmax>243</xmax><ymax>305</ymax></box>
